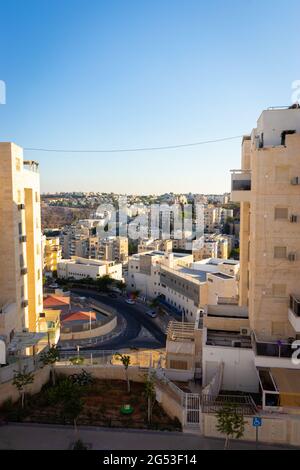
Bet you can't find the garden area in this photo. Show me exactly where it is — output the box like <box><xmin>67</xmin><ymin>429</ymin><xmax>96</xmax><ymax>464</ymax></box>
<box><xmin>0</xmin><ymin>369</ymin><xmax>181</xmax><ymax>432</ymax></box>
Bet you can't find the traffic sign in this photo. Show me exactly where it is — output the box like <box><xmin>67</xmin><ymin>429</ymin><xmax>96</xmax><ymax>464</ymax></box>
<box><xmin>253</xmin><ymin>416</ymin><xmax>262</xmax><ymax>427</ymax></box>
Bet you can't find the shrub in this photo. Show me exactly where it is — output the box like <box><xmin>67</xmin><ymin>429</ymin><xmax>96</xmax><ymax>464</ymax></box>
<box><xmin>72</xmin><ymin>439</ymin><xmax>88</xmax><ymax>450</ymax></box>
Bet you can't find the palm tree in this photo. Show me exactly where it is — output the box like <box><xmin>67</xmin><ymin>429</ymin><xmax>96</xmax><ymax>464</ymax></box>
<box><xmin>115</xmin><ymin>353</ymin><xmax>131</xmax><ymax>392</ymax></box>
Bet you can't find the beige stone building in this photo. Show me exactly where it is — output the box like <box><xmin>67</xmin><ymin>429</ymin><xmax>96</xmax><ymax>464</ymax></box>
<box><xmin>231</xmin><ymin>105</ymin><xmax>300</xmax><ymax>341</ymax></box>
<box><xmin>0</xmin><ymin>143</ymin><xmax>43</xmax><ymax>344</ymax></box>
<box><xmin>44</xmin><ymin>236</ymin><xmax>62</xmax><ymax>273</ymax></box>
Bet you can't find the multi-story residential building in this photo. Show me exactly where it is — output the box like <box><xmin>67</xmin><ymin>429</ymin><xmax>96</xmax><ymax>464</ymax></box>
<box><xmin>43</xmin><ymin>236</ymin><xmax>62</xmax><ymax>273</ymax></box>
<box><xmin>231</xmin><ymin>105</ymin><xmax>300</xmax><ymax>341</ymax></box>
<box><xmin>138</xmin><ymin>238</ymin><xmax>173</xmax><ymax>253</ymax></box>
<box><xmin>0</xmin><ymin>143</ymin><xmax>43</xmax><ymax>346</ymax></box>
<box><xmin>57</xmin><ymin>256</ymin><xmax>123</xmax><ymax>281</ymax></box>
<box><xmin>97</xmin><ymin>237</ymin><xmax>129</xmax><ymax>264</ymax></box>
<box><xmin>128</xmin><ymin>251</ymin><xmax>238</xmax><ymax>321</ymax></box>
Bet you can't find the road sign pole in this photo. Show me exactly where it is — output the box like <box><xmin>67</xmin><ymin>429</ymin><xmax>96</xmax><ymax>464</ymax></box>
<box><xmin>256</xmin><ymin>426</ymin><xmax>258</xmax><ymax>450</ymax></box>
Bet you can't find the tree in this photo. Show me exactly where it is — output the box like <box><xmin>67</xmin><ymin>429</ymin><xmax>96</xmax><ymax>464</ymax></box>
<box><xmin>143</xmin><ymin>373</ymin><xmax>156</xmax><ymax>424</ymax></box>
<box><xmin>13</xmin><ymin>367</ymin><xmax>34</xmax><ymax>408</ymax></box>
<box><xmin>96</xmin><ymin>275</ymin><xmax>113</xmax><ymax>292</ymax></box>
<box><xmin>114</xmin><ymin>280</ymin><xmax>126</xmax><ymax>294</ymax></box>
<box><xmin>40</xmin><ymin>346</ymin><xmax>60</xmax><ymax>386</ymax></box>
<box><xmin>63</xmin><ymin>393</ymin><xmax>84</xmax><ymax>434</ymax></box>
<box><xmin>216</xmin><ymin>404</ymin><xmax>246</xmax><ymax>449</ymax></box>
<box><xmin>115</xmin><ymin>353</ymin><xmax>131</xmax><ymax>392</ymax></box>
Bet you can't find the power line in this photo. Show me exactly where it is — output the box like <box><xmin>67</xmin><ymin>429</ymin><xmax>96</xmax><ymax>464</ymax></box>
<box><xmin>24</xmin><ymin>135</ymin><xmax>243</xmax><ymax>154</ymax></box>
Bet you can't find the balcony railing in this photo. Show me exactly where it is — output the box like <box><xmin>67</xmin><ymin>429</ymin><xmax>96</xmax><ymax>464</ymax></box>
<box><xmin>290</xmin><ymin>294</ymin><xmax>300</xmax><ymax>317</ymax></box>
<box><xmin>252</xmin><ymin>332</ymin><xmax>294</xmax><ymax>358</ymax></box>
<box><xmin>231</xmin><ymin>170</ymin><xmax>252</xmax><ymax>191</ymax></box>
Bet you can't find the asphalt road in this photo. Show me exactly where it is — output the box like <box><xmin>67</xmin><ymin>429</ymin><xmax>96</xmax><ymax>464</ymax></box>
<box><xmin>66</xmin><ymin>289</ymin><xmax>166</xmax><ymax>351</ymax></box>
<box><xmin>0</xmin><ymin>423</ymin><xmax>293</xmax><ymax>450</ymax></box>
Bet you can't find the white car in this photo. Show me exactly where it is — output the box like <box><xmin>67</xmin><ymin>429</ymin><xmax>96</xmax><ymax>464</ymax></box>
<box><xmin>146</xmin><ymin>310</ymin><xmax>157</xmax><ymax>319</ymax></box>
<box><xmin>125</xmin><ymin>298</ymin><xmax>136</xmax><ymax>305</ymax></box>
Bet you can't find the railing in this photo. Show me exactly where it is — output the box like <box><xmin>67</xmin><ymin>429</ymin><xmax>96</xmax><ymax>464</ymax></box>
<box><xmin>57</xmin><ymin>350</ymin><xmax>166</xmax><ymax>369</ymax></box>
<box><xmin>202</xmin><ymin>394</ymin><xmax>257</xmax><ymax>416</ymax></box>
<box><xmin>252</xmin><ymin>332</ymin><xmax>294</xmax><ymax>358</ymax></box>
<box><xmin>0</xmin><ymin>349</ymin><xmax>47</xmax><ymax>384</ymax></box>
<box><xmin>290</xmin><ymin>294</ymin><xmax>300</xmax><ymax>317</ymax></box>
<box><xmin>231</xmin><ymin>170</ymin><xmax>252</xmax><ymax>191</ymax></box>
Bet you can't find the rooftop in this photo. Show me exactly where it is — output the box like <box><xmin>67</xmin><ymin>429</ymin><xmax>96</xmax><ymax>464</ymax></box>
<box><xmin>206</xmin><ymin>329</ymin><xmax>252</xmax><ymax>349</ymax></box>
<box><xmin>207</xmin><ymin>304</ymin><xmax>248</xmax><ymax>319</ymax></box>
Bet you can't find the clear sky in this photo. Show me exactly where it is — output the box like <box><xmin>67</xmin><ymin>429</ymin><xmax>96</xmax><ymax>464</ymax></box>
<box><xmin>0</xmin><ymin>0</ymin><xmax>299</xmax><ymax>194</ymax></box>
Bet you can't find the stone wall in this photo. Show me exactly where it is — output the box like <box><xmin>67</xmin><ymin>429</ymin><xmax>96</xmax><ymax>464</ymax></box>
<box><xmin>0</xmin><ymin>366</ymin><xmax>50</xmax><ymax>406</ymax></box>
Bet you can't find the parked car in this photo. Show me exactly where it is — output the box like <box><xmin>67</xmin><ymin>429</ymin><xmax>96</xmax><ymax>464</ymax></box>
<box><xmin>109</xmin><ymin>293</ymin><xmax>118</xmax><ymax>298</ymax></box>
<box><xmin>146</xmin><ymin>309</ymin><xmax>157</xmax><ymax>318</ymax></box>
<box><xmin>125</xmin><ymin>298</ymin><xmax>136</xmax><ymax>305</ymax></box>
<box><xmin>49</xmin><ymin>283</ymin><xmax>59</xmax><ymax>289</ymax></box>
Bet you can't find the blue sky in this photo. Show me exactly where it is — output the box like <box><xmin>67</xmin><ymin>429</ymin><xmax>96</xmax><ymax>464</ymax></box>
<box><xmin>0</xmin><ymin>0</ymin><xmax>299</xmax><ymax>194</ymax></box>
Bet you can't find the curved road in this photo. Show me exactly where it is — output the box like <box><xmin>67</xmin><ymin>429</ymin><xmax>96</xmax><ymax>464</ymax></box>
<box><xmin>62</xmin><ymin>289</ymin><xmax>166</xmax><ymax>351</ymax></box>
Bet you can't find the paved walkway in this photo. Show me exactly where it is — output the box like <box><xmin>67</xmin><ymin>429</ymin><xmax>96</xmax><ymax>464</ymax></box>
<box><xmin>0</xmin><ymin>423</ymin><xmax>292</xmax><ymax>450</ymax></box>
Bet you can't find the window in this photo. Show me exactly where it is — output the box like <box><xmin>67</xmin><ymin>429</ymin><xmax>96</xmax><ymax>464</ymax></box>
<box><xmin>275</xmin><ymin>208</ymin><xmax>288</xmax><ymax>220</ymax></box>
<box><xmin>19</xmin><ymin>254</ymin><xmax>24</xmax><ymax>268</ymax></box>
<box><xmin>18</xmin><ymin>222</ymin><xmax>22</xmax><ymax>235</ymax></box>
<box><xmin>274</xmin><ymin>246</ymin><xmax>287</xmax><ymax>259</ymax></box>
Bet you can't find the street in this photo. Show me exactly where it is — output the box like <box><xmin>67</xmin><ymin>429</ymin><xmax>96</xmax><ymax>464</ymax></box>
<box><xmin>65</xmin><ymin>289</ymin><xmax>167</xmax><ymax>351</ymax></box>
<box><xmin>0</xmin><ymin>423</ymin><xmax>292</xmax><ymax>450</ymax></box>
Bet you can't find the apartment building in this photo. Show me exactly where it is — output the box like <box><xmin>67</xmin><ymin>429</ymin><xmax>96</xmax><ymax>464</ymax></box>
<box><xmin>128</xmin><ymin>251</ymin><xmax>238</xmax><ymax>321</ymax></box>
<box><xmin>96</xmin><ymin>236</ymin><xmax>129</xmax><ymax>264</ymax></box>
<box><xmin>138</xmin><ymin>238</ymin><xmax>173</xmax><ymax>253</ymax></box>
<box><xmin>43</xmin><ymin>236</ymin><xmax>62</xmax><ymax>273</ymax></box>
<box><xmin>232</xmin><ymin>105</ymin><xmax>300</xmax><ymax>341</ymax></box>
<box><xmin>0</xmin><ymin>143</ymin><xmax>43</xmax><ymax>346</ymax></box>
<box><xmin>57</xmin><ymin>256</ymin><xmax>123</xmax><ymax>281</ymax></box>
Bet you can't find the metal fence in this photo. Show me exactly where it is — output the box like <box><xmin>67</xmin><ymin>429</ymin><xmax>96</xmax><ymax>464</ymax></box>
<box><xmin>0</xmin><ymin>351</ymin><xmax>46</xmax><ymax>384</ymax></box>
<box><xmin>201</xmin><ymin>394</ymin><xmax>257</xmax><ymax>416</ymax></box>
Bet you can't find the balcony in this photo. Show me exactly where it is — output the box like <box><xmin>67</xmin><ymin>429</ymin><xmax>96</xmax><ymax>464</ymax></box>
<box><xmin>288</xmin><ymin>294</ymin><xmax>300</xmax><ymax>333</ymax></box>
<box><xmin>21</xmin><ymin>300</ymin><xmax>28</xmax><ymax>308</ymax></box>
<box><xmin>230</xmin><ymin>170</ymin><xmax>252</xmax><ymax>202</ymax></box>
<box><xmin>252</xmin><ymin>332</ymin><xmax>299</xmax><ymax>368</ymax></box>
<box><xmin>23</xmin><ymin>160</ymin><xmax>39</xmax><ymax>172</ymax></box>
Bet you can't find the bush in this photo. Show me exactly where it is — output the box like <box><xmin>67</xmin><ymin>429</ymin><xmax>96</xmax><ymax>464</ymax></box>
<box><xmin>69</xmin><ymin>370</ymin><xmax>94</xmax><ymax>387</ymax></box>
<box><xmin>69</xmin><ymin>356</ymin><xmax>85</xmax><ymax>366</ymax></box>
<box><xmin>72</xmin><ymin>439</ymin><xmax>88</xmax><ymax>450</ymax></box>
<box><xmin>0</xmin><ymin>398</ymin><xmax>14</xmax><ymax>413</ymax></box>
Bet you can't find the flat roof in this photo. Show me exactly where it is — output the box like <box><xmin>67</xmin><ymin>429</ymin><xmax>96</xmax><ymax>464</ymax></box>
<box><xmin>206</xmin><ymin>329</ymin><xmax>252</xmax><ymax>349</ymax></box>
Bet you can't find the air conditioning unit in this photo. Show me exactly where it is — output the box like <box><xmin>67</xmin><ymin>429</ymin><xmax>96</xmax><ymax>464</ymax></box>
<box><xmin>18</xmin><ymin>203</ymin><xmax>25</xmax><ymax>210</ymax></box>
<box><xmin>240</xmin><ymin>327</ymin><xmax>251</xmax><ymax>336</ymax></box>
<box><xmin>21</xmin><ymin>300</ymin><xmax>28</xmax><ymax>308</ymax></box>
<box><xmin>20</xmin><ymin>267</ymin><xmax>28</xmax><ymax>275</ymax></box>
<box><xmin>19</xmin><ymin>235</ymin><xmax>27</xmax><ymax>243</ymax></box>
<box><xmin>288</xmin><ymin>252</ymin><xmax>297</xmax><ymax>262</ymax></box>
<box><xmin>291</xmin><ymin>177</ymin><xmax>300</xmax><ymax>185</ymax></box>
<box><xmin>290</xmin><ymin>215</ymin><xmax>298</xmax><ymax>223</ymax></box>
